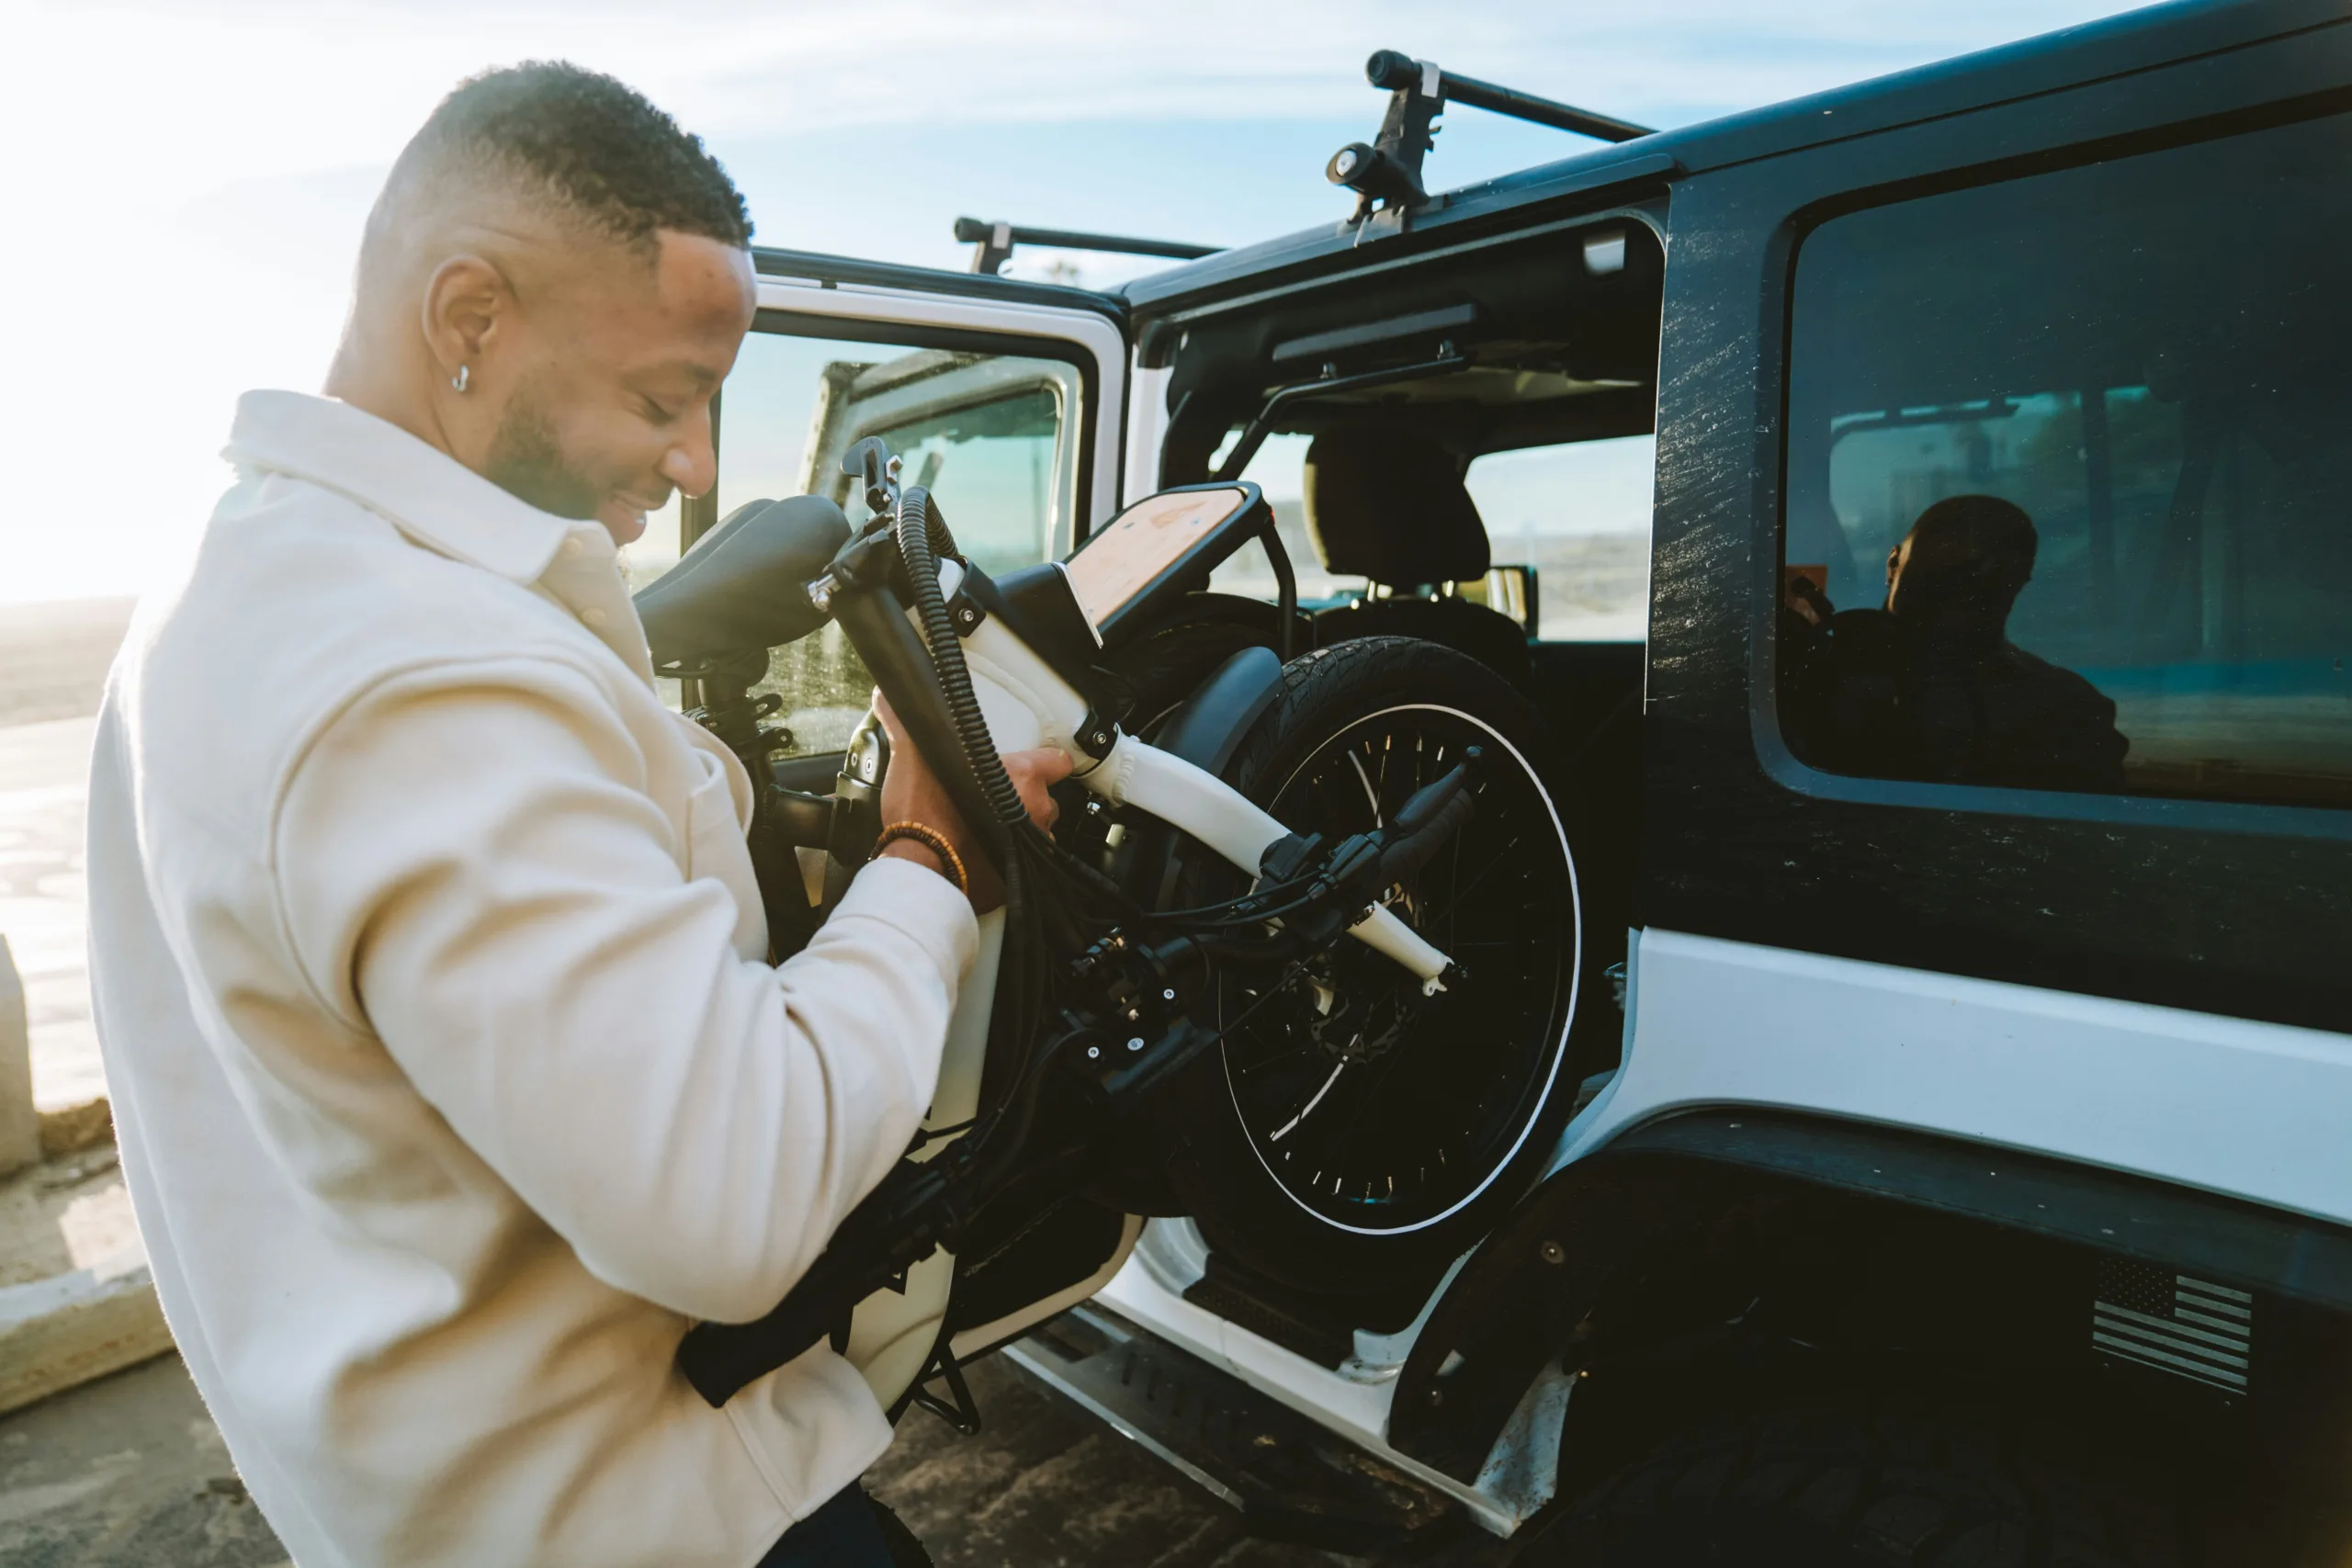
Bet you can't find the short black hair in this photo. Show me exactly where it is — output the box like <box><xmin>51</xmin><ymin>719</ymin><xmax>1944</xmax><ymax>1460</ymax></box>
<box><xmin>1895</xmin><ymin>494</ymin><xmax>2039</xmax><ymax>619</ymax></box>
<box><xmin>399</xmin><ymin>61</ymin><xmax>751</xmax><ymax>250</ymax></box>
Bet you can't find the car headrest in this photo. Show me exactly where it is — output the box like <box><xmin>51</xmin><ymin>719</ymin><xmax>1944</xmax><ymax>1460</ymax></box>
<box><xmin>1303</xmin><ymin>427</ymin><xmax>1489</xmax><ymax>586</ymax></box>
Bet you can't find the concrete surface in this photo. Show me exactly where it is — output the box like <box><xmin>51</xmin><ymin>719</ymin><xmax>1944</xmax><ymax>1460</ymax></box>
<box><xmin>0</xmin><ymin>1351</ymin><xmax>1501</xmax><ymax>1567</ymax></box>
<box><xmin>0</xmin><ymin>1145</ymin><xmax>172</xmax><ymax>1419</ymax></box>
<box><xmin>0</xmin><ymin>1355</ymin><xmax>287</xmax><ymax>1568</ymax></box>
<box><xmin>0</xmin><ymin>1258</ymin><xmax>172</xmax><ymax>1424</ymax></box>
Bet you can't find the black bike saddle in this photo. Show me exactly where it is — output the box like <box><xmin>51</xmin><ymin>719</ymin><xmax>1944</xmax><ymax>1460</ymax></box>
<box><xmin>634</xmin><ymin>495</ymin><xmax>852</xmax><ymax>668</ymax></box>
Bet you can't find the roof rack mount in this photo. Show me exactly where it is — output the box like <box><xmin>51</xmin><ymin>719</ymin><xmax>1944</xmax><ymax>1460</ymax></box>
<box><xmin>953</xmin><ymin>218</ymin><xmax>1220</xmax><ymax>277</ymax></box>
<box><xmin>1328</xmin><ymin>50</ymin><xmax>1655</xmax><ymax>222</ymax></box>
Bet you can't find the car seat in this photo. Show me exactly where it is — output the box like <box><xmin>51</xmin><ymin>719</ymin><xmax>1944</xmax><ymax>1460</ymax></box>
<box><xmin>1303</xmin><ymin>426</ymin><xmax>1532</xmax><ymax>684</ymax></box>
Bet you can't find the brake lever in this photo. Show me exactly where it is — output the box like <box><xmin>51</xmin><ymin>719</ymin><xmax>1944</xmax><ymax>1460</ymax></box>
<box><xmin>1248</xmin><ymin>757</ymin><xmax>1477</xmax><ymax>922</ymax></box>
<box><xmin>1388</xmin><ymin>754</ymin><xmax>1476</xmax><ymax>835</ymax></box>
<box><xmin>1373</xmin><ymin>757</ymin><xmax>1477</xmax><ymax>885</ymax></box>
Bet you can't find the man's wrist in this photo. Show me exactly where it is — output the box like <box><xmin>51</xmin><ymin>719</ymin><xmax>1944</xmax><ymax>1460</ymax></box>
<box><xmin>875</xmin><ymin>821</ymin><xmax>969</xmax><ymax>898</ymax></box>
<box><xmin>877</xmin><ymin>836</ymin><xmax>950</xmax><ymax>881</ymax></box>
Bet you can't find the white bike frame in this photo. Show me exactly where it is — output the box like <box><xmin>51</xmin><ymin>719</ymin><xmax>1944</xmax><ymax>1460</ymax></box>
<box><xmin>842</xmin><ymin>558</ymin><xmax>1457</xmax><ymax>1404</ymax></box>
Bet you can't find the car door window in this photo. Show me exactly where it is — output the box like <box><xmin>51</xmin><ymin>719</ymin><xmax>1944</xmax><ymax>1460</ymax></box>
<box><xmin>1782</xmin><ymin>111</ymin><xmax>2352</xmax><ymax>810</ymax></box>
<box><xmin>687</xmin><ymin>325</ymin><xmax>1085</xmax><ymax>756</ymax></box>
<box><xmin>1465</xmin><ymin>436</ymin><xmax>1653</xmax><ymax>642</ymax></box>
<box><xmin>1203</xmin><ymin>429</ymin><xmax>1654</xmax><ymax>642</ymax></box>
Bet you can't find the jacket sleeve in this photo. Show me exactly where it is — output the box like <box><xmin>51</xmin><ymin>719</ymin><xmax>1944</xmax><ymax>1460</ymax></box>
<box><xmin>272</xmin><ymin>656</ymin><xmax>977</xmax><ymax>1324</ymax></box>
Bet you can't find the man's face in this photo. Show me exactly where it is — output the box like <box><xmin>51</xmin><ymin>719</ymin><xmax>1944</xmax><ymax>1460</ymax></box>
<box><xmin>1885</xmin><ymin>524</ymin><xmax>2030</xmax><ymax>626</ymax></box>
<box><xmin>1884</xmin><ymin>536</ymin><xmax>1917</xmax><ymax>613</ymax></box>
<box><xmin>479</xmin><ymin>231</ymin><xmax>756</xmax><ymax>545</ymax></box>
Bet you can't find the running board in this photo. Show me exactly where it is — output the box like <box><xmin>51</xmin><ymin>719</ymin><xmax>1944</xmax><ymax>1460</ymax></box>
<box><xmin>1001</xmin><ymin>1303</ymin><xmax>1466</xmax><ymax>1558</ymax></box>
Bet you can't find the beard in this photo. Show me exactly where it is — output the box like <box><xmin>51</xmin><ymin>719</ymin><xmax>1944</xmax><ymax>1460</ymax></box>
<box><xmin>482</xmin><ymin>380</ymin><xmax>604</xmax><ymax>521</ymax></box>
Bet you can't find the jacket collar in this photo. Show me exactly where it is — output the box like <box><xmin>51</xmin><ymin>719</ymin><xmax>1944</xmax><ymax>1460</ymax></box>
<box><xmin>224</xmin><ymin>389</ymin><xmax>572</xmax><ymax>584</ymax></box>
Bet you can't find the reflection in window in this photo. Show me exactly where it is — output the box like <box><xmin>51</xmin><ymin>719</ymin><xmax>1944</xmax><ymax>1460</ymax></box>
<box><xmin>1784</xmin><ymin>112</ymin><xmax>2352</xmax><ymax>809</ymax></box>
<box><xmin>684</xmin><ymin>330</ymin><xmax>1080</xmax><ymax>755</ymax></box>
<box><xmin>858</xmin><ymin>383</ymin><xmax>1058</xmax><ymax>579</ymax></box>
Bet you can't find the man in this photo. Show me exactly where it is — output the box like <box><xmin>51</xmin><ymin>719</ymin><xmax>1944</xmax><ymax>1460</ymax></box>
<box><xmin>1781</xmin><ymin>494</ymin><xmax>2127</xmax><ymax>793</ymax></box>
<box><xmin>1879</xmin><ymin>494</ymin><xmax>2128</xmax><ymax>792</ymax></box>
<box><xmin>85</xmin><ymin>62</ymin><xmax>1065</xmax><ymax>1567</ymax></box>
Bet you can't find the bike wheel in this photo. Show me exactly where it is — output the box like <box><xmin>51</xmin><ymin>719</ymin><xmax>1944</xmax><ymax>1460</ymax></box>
<box><xmin>1159</xmin><ymin>637</ymin><xmax>1593</xmax><ymax>1291</ymax></box>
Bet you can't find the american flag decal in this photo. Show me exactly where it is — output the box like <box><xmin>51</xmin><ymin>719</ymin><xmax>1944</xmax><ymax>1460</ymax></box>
<box><xmin>2091</xmin><ymin>1259</ymin><xmax>2253</xmax><ymax>1395</ymax></box>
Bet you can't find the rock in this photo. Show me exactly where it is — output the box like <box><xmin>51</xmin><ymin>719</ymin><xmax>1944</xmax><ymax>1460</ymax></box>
<box><xmin>0</xmin><ymin>1136</ymin><xmax>170</xmax><ymax>1416</ymax></box>
<box><xmin>0</xmin><ymin>937</ymin><xmax>38</xmax><ymax>1179</ymax></box>
<box><xmin>0</xmin><ymin>1251</ymin><xmax>172</xmax><ymax>1418</ymax></box>
<box><xmin>38</xmin><ymin>1096</ymin><xmax>113</xmax><ymax>1160</ymax></box>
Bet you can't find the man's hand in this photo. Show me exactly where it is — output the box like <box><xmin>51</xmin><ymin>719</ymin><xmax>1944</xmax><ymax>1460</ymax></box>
<box><xmin>874</xmin><ymin>694</ymin><xmax>1072</xmax><ymax>913</ymax></box>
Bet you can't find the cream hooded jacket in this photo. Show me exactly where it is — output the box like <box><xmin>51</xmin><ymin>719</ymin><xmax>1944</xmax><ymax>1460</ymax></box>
<box><xmin>85</xmin><ymin>389</ymin><xmax>977</xmax><ymax>1568</ymax></box>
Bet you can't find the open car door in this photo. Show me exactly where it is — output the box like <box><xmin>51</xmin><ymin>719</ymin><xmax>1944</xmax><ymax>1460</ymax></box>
<box><xmin>639</xmin><ymin>247</ymin><xmax>1133</xmax><ymax>1413</ymax></box>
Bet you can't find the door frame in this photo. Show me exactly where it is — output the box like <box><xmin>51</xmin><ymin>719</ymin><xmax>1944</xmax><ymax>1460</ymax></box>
<box><xmin>696</xmin><ymin>254</ymin><xmax>1127</xmax><ymax>559</ymax></box>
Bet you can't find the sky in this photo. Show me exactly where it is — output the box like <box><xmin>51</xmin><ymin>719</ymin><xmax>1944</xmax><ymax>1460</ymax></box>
<box><xmin>0</xmin><ymin>0</ymin><xmax>2154</xmax><ymax>604</ymax></box>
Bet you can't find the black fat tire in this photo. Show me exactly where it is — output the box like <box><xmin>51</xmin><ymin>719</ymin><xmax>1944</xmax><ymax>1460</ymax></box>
<box><xmin>1102</xmin><ymin>590</ymin><xmax>1296</xmax><ymax>739</ymax></box>
<box><xmin>1159</xmin><ymin>636</ymin><xmax>1598</xmax><ymax>1293</ymax></box>
<box><xmin>1515</xmin><ymin>1398</ymin><xmax>2194</xmax><ymax>1568</ymax></box>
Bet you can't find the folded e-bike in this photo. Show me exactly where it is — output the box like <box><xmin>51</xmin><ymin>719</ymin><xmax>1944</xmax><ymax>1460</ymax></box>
<box><xmin>636</xmin><ymin>438</ymin><xmax>1577</xmax><ymax>1416</ymax></box>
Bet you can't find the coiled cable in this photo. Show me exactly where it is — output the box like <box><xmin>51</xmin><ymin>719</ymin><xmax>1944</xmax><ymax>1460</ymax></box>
<box><xmin>894</xmin><ymin>486</ymin><xmax>1027</xmax><ymax>830</ymax></box>
<box><xmin>890</xmin><ymin>484</ymin><xmax>1061</xmax><ymax>1111</ymax></box>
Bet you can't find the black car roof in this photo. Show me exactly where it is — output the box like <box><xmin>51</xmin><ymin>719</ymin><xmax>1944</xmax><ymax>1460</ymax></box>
<box><xmin>1118</xmin><ymin>0</ymin><xmax>2334</xmax><ymax>312</ymax></box>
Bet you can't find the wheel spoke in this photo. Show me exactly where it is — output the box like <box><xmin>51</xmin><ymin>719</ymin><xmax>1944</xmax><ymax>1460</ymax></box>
<box><xmin>1232</xmin><ymin>1042</ymin><xmax>1316</xmax><ymax>1077</ymax></box>
<box><xmin>1267</xmin><ymin>1062</ymin><xmax>1346</xmax><ymax>1143</ymax></box>
<box><xmin>1346</xmin><ymin>750</ymin><xmax>1383</xmax><ymax>824</ymax></box>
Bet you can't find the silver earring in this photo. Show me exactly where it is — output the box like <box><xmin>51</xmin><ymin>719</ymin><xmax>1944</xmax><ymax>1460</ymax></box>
<box><xmin>452</xmin><ymin>365</ymin><xmax>469</xmax><ymax>393</ymax></box>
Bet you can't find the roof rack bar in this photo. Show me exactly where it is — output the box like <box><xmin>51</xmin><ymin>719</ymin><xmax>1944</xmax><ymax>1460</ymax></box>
<box><xmin>1367</xmin><ymin>51</ymin><xmax>1654</xmax><ymax>144</ymax></box>
<box><xmin>1329</xmin><ymin>52</ymin><xmax>1654</xmax><ymax>224</ymax></box>
<box><xmin>952</xmin><ymin>218</ymin><xmax>1220</xmax><ymax>276</ymax></box>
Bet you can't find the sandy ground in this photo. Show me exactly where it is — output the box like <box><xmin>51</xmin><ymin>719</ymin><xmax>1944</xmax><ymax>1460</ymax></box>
<box><xmin>0</xmin><ymin>600</ymin><xmax>133</xmax><ymax>732</ymax></box>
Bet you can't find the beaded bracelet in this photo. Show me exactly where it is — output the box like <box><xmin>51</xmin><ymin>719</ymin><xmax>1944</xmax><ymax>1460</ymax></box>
<box><xmin>874</xmin><ymin>820</ymin><xmax>969</xmax><ymax>897</ymax></box>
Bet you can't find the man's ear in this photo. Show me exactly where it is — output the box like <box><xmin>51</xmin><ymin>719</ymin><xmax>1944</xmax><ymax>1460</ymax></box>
<box><xmin>421</xmin><ymin>254</ymin><xmax>511</xmax><ymax>389</ymax></box>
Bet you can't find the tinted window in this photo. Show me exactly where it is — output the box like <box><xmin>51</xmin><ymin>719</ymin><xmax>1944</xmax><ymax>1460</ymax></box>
<box><xmin>1783</xmin><ymin>114</ymin><xmax>2352</xmax><ymax>810</ymax></box>
<box><xmin>676</xmin><ymin>329</ymin><xmax>1082</xmax><ymax>754</ymax></box>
